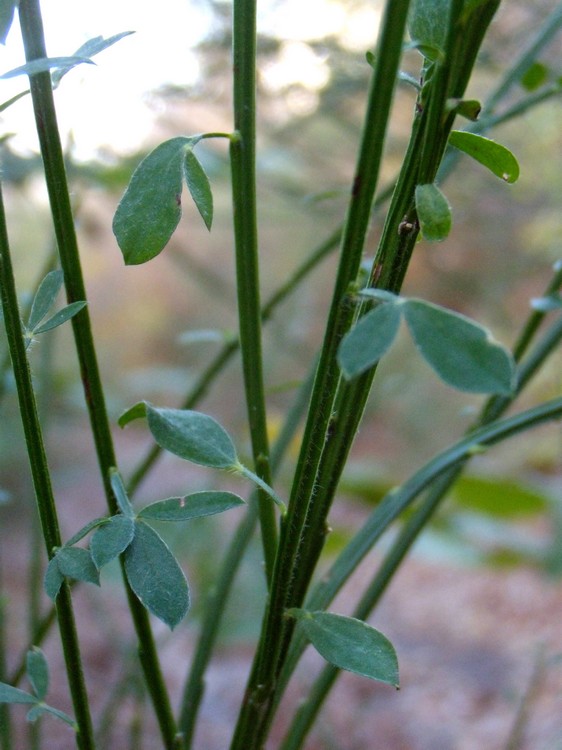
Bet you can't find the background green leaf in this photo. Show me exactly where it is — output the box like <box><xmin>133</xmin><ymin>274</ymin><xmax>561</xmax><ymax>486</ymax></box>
<box><xmin>415</xmin><ymin>183</ymin><xmax>452</xmax><ymax>242</ymax></box>
<box><xmin>289</xmin><ymin>610</ymin><xmax>399</xmax><ymax>687</ymax></box>
<box><xmin>90</xmin><ymin>515</ymin><xmax>135</xmax><ymax>568</ymax></box>
<box><xmin>26</xmin><ymin>648</ymin><xmax>49</xmax><ymax>701</ymax></box>
<box><xmin>112</xmin><ymin>137</ymin><xmax>192</xmax><ymax>265</ymax></box>
<box><xmin>452</xmin><ymin>475</ymin><xmax>549</xmax><ymax>518</ymax></box>
<box><xmin>448</xmin><ymin>130</ymin><xmax>520</xmax><ymax>183</ymax></box>
<box><xmin>403</xmin><ymin>299</ymin><xmax>516</xmax><ymax>394</ymax></box>
<box><xmin>338</xmin><ymin>302</ymin><xmax>402</xmax><ymax>379</ymax></box>
<box><xmin>124</xmin><ymin>521</ymin><xmax>190</xmax><ymax>629</ymax></box>
<box><xmin>139</xmin><ymin>491</ymin><xmax>245</xmax><ymax>521</ymax></box>
<box><xmin>184</xmin><ymin>149</ymin><xmax>213</xmax><ymax>230</ymax></box>
<box><xmin>146</xmin><ymin>406</ymin><xmax>238</xmax><ymax>469</ymax></box>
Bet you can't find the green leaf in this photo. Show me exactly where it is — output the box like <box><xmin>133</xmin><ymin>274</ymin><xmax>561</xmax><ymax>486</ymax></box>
<box><xmin>338</xmin><ymin>302</ymin><xmax>402</xmax><ymax>379</ymax></box>
<box><xmin>403</xmin><ymin>299</ymin><xmax>516</xmax><ymax>395</ymax></box>
<box><xmin>44</xmin><ymin>558</ymin><xmax>64</xmax><ymax>600</ymax></box>
<box><xmin>453</xmin><ymin>475</ymin><xmax>549</xmax><ymax>518</ymax></box>
<box><xmin>27</xmin><ymin>270</ymin><xmax>63</xmax><ymax>331</ymax></box>
<box><xmin>118</xmin><ymin>401</ymin><xmax>148</xmax><ymax>428</ymax></box>
<box><xmin>446</xmin><ymin>98</ymin><xmax>481</xmax><ymax>121</ymax></box>
<box><xmin>0</xmin><ymin>56</ymin><xmax>94</xmax><ymax>79</ymax></box>
<box><xmin>146</xmin><ymin>405</ymin><xmax>238</xmax><ymax>469</ymax></box>
<box><xmin>113</xmin><ymin>136</ymin><xmax>193</xmax><ymax>265</ymax></box>
<box><xmin>26</xmin><ymin>648</ymin><xmax>49</xmax><ymax>701</ymax></box>
<box><xmin>520</xmin><ymin>61</ymin><xmax>549</xmax><ymax>92</ymax></box>
<box><xmin>109</xmin><ymin>468</ymin><xmax>135</xmax><ymax>518</ymax></box>
<box><xmin>184</xmin><ymin>150</ymin><xmax>213</xmax><ymax>230</ymax></box>
<box><xmin>0</xmin><ymin>683</ymin><xmax>36</xmax><ymax>704</ymax></box>
<box><xmin>52</xmin><ymin>31</ymin><xmax>135</xmax><ymax>87</ymax></box>
<box><xmin>448</xmin><ymin>130</ymin><xmax>519</xmax><ymax>183</ymax></box>
<box><xmin>64</xmin><ymin>517</ymin><xmax>108</xmax><ymax>548</ymax></box>
<box><xmin>289</xmin><ymin>610</ymin><xmax>399</xmax><ymax>687</ymax></box>
<box><xmin>26</xmin><ymin>703</ymin><xmax>76</xmax><ymax>727</ymax></box>
<box><xmin>415</xmin><ymin>184</ymin><xmax>452</xmax><ymax>242</ymax></box>
<box><xmin>0</xmin><ymin>0</ymin><xmax>17</xmax><ymax>45</ymax></box>
<box><xmin>33</xmin><ymin>301</ymin><xmax>87</xmax><ymax>334</ymax></box>
<box><xmin>124</xmin><ymin>521</ymin><xmax>189</xmax><ymax>629</ymax></box>
<box><xmin>138</xmin><ymin>491</ymin><xmax>245</xmax><ymax>522</ymax></box>
<box><xmin>408</xmin><ymin>0</ymin><xmax>449</xmax><ymax>56</ymax></box>
<box><xmin>90</xmin><ymin>515</ymin><xmax>135</xmax><ymax>568</ymax></box>
<box><xmin>55</xmin><ymin>548</ymin><xmax>100</xmax><ymax>587</ymax></box>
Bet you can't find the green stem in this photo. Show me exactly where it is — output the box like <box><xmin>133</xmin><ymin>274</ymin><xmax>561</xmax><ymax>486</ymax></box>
<box><xmin>0</xmin><ymin>184</ymin><xmax>96</xmax><ymax>750</ymax></box>
<box><xmin>230</xmin><ymin>0</ymin><xmax>278</xmax><ymax>582</ymax></box>
<box><xmin>178</xmin><ymin>366</ymin><xmax>315</xmax><ymax>748</ymax></box>
<box><xmin>17</xmin><ymin>2</ymin><xmax>179</xmax><ymax>746</ymax></box>
<box><xmin>229</xmin><ymin>2</ymin><xmax>412</xmax><ymax>746</ymax></box>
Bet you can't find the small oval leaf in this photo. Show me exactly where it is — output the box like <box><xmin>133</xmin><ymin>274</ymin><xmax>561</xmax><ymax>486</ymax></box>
<box><xmin>26</xmin><ymin>648</ymin><xmax>49</xmax><ymax>701</ymax></box>
<box><xmin>109</xmin><ymin>468</ymin><xmax>135</xmax><ymax>518</ymax></box>
<box><xmin>113</xmin><ymin>137</ymin><xmax>192</xmax><ymax>265</ymax></box>
<box><xmin>289</xmin><ymin>610</ymin><xmax>399</xmax><ymax>687</ymax></box>
<box><xmin>408</xmin><ymin>0</ymin><xmax>449</xmax><ymax>57</ymax></box>
<box><xmin>0</xmin><ymin>684</ymin><xmax>36</xmax><ymax>704</ymax></box>
<box><xmin>27</xmin><ymin>270</ymin><xmax>63</xmax><ymax>330</ymax></box>
<box><xmin>338</xmin><ymin>302</ymin><xmax>402</xmax><ymax>379</ymax></box>
<box><xmin>403</xmin><ymin>299</ymin><xmax>516</xmax><ymax>395</ymax></box>
<box><xmin>0</xmin><ymin>56</ymin><xmax>94</xmax><ymax>79</ymax></box>
<box><xmin>146</xmin><ymin>406</ymin><xmax>238</xmax><ymax>469</ymax></box>
<box><xmin>415</xmin><ymin>183</ymin><xmax>452</xmax><ymax>242</ymax></box>
<box><xmin>44</xmin><ymin>558</ymin><xmax>64</xmax><ymax>600</ymax></box>
<box><xmin>91</xmin><ymin>515</ymin><xmax>135</xmax><ymax>568</ymax></box>
<box><xmin>33</xmin><ymin>301</ymin><xmax>87</xmax><ymax>334</ymax></box>
<box><xmin>55</xmin><ymin>548</ymin><xmax>100</xmax><ymax>587</ymax></box>
<box><xmin>448</xmin><ymin>130</ymin><xmax>519</xmax><ymax>183</ymax></box>
<box><xmin>184</xmin><ymin>150</ymin><xmax>213</xmax><ymax>230</ymax></box>
<box><xmin>139</xmin><ymin>491</ymin><xmax>245</xmax><ymax>522</ymax></box>
<box><xmin>124</xmin><ymin>521</ymin><xmax>190</xmax><ymax>629</ymax></box>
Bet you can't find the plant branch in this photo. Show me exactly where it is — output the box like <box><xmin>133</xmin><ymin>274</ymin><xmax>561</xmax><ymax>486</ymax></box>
<box><xmin>0</xmin><ymin>183</ymin><xmax>96</xmax><ymax>750</ymax></box>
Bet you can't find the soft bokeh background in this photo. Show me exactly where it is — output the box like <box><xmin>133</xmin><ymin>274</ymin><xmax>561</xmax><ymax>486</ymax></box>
<box><xmin>0</xmin><ymin>0</ymin><xmax>561</xmax><ymax>747</ymax></box>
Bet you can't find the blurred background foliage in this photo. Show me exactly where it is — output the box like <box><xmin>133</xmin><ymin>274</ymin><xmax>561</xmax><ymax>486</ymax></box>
<box><xmin>0</xmin><ymin>0</ymin><xmax>561</xmax><ymax>601</ymax></box>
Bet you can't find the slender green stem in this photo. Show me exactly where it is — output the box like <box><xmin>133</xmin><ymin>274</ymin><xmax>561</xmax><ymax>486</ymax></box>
<box><xmin>485</xmin><ymin>3</ymin><xmax>562</xmax><ymax>111</ymax></box>
<box><xmin>229</xmin><ymin>2</ymin><xmax>412</xmax><ymax>746</ymax></box>
<box><xmin>17</xmin><ymin>2</ymin><xmax>179</xmax><ymax>746</ymax></box>
<box><xmin>0</xmin><ymin>184</ymin><xmax>96</xmax><ymax>750</ymax></box>
<box><xmin>278</xmin><ymin>263</ymin><xmax>562</xmax><ymax>734</ymax></box>
<box><xmin>230</xmin><ymin>0</ymin><xmax>278</xmax><ymax>581</ymax></box>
